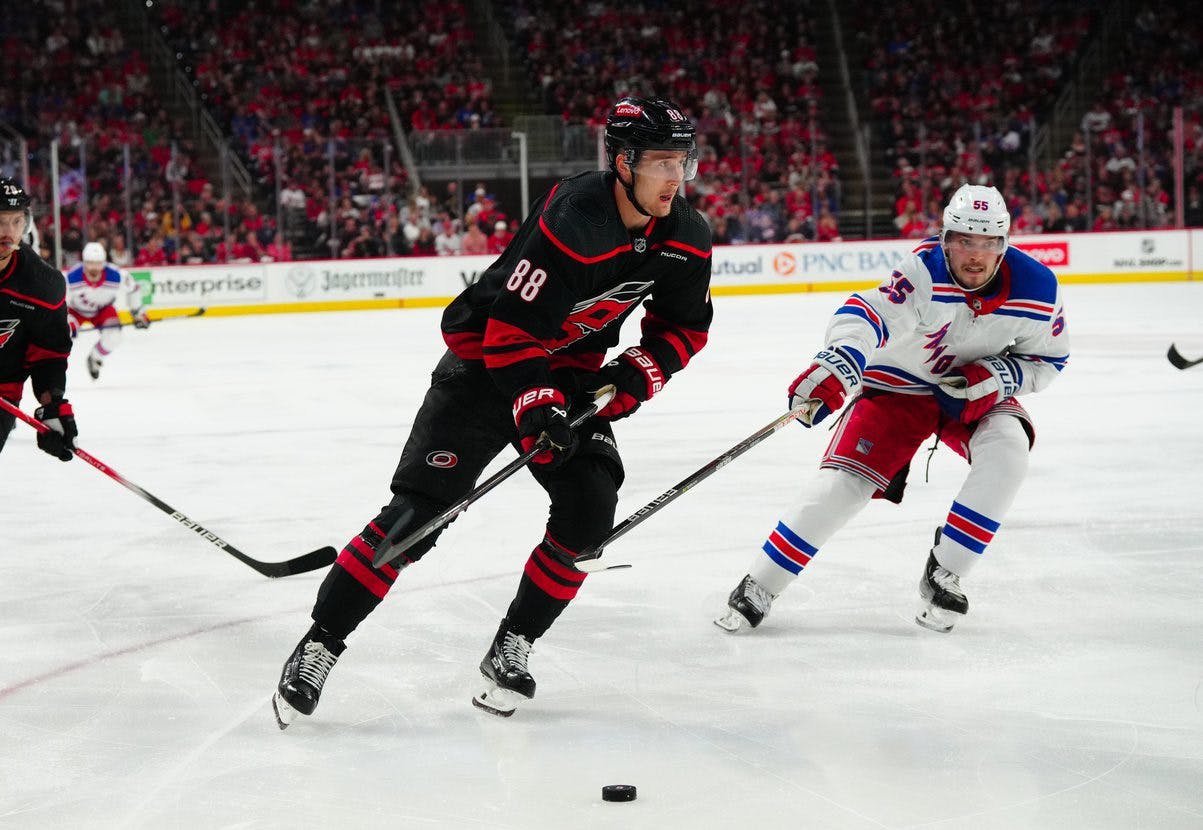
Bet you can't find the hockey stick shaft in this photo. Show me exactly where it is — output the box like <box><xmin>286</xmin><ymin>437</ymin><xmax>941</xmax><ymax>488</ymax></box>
<box><xmin>372</xmin><ymin>385</ymin><xmax>617</xmax><ymax>569</ymax></box>
<box><xmin>1167</xmin><ymin>344</ymin><xmax>1203</xmax><ymax>370</ymax></box>
<box><xmin>81</xmin><ymin>307</ymin><xmax>207</xmax><ymax>330</ymax></box>
<box><xmin>0</xmin><ymin>397</ymin><xmax>335</xmax><ymax>578</ymax></box>
<box><xmin>573</xmin><ymin>402</ymin><xmax>818</xmax><ymax>573</ymax></box>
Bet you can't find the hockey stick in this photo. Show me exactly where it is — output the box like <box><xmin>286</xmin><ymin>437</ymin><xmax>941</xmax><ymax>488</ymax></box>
<box><xmin>573</xmin><ymin>401</ymin><xmax>819</xmax><ymax>573</ymax></box>
<box><xmin>81</xmin><ymin>307</ymin><xmax>207</xmax><ymax>330</ymax></box>
<box><xmin>372</xmin><ymin>385</ymin><xmax>617</xmax><ymax>569</ymax></box>
<box><xmin>0</xmin><ymin>397</ymin><xmax>335</xmax><ymax>578</ymax></box>
<box><xmin>1167</xmin><ymin>344</ymin><xmax>1203</xmax><ymax>370</ymax></box>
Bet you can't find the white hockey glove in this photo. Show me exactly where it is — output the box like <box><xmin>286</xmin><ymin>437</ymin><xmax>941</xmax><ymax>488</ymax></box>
<box><xmin>788</xmin><ymin>346</ymin><xmax>863</xmax><ymax>427</ymax></box>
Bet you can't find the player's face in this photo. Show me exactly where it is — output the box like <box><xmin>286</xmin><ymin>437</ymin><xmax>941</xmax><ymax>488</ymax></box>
<box><xmin>83</xmin><ymin>262</ymin><xmax>105</xmax><ymax>281</ymax></box>
<box><xmin>630</xmin><ymin>150</ymin><xmax>692</xmax><ymax>217</ymax></box>
<box><xmin>945</xmin><ymin>231</ymin><xmax>1005</xmax><ymax>289</ymax></box>
<box><xmin>0</xmin><ymin>210</ymin><xmax>27</xmax><ymax>255</ymax></box>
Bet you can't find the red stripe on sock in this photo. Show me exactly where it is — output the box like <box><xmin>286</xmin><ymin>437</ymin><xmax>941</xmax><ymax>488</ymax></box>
<box><xmin>946</xmin><ymin>513</ymin><xmax>994</xmax><ymax>544</ymax></box>
<box><xmin>349</xmin><ymin>535</ymin><xmax>400</xmax><ymax>578</ymax></box>
<box><xmin>523</xmin><ymin>557</ymin><xmax>580</xmax><ymax>600</ymax></box>
<box><xmin>336</xmin><ymin>548</ymin><xmax>391</xmax><ymax>599</ymax></box>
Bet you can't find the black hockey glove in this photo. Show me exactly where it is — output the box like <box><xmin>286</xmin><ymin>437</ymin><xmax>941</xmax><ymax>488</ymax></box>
<box><xmin>131</xmin><ymin>309</ymin><xmax>152</xmax><ymax>330</ymax></box>
<box><xmin>512</xmin><ymin>387</ymin><xmax>578</xmax><ymax>470</ymax></box>
<box><xmin>34</xmin><ymin>398</ymin><xmax>78</xmax><ymax>462</ymax></box>
<box><xmin>586</xmin><ymin>346</ymin><xmax>665</xmax><ymax>421</ymax></box>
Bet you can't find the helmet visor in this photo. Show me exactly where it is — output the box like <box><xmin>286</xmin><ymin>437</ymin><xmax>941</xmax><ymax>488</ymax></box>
<box><xmin>631</xmin><ymin>148</ymin><xmax>699</xmax><ymax>182</ymax></box>
<box><xmin>946</xmin><ymin>231</ymin><xmax>1006</xmax><ymax>254</ymax></box>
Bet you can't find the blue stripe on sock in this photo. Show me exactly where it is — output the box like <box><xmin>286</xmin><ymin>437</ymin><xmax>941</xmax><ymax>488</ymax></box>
<box><xmin>950</xmin><ymin>501</ymin><xmax>1000</xmax><ymax>532</ymax></box>
<box><xmin>942</xmin><ymin>524</ymin><xmax>988</xmax><ymax>554</ymax></box>
<box><xmin>774</xmin><ymin>521</ymin><xmax>818</xmax><ymax>556</ymax></box>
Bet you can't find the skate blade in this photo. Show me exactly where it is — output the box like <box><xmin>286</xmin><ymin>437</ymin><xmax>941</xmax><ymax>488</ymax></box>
<box><xmin>272</xmin><ymin>692</ymin><xmax>298</xmax><ymax>730</ymax></box>
<box><xmin>713</xmin><ymin>608</ymin><xmax>750</xmax><ymax>633</ymax></box>
<box><xmin>915</xmin><ymin>602</ymin><xmax>959</xmax><ymax>633</ymax></box>
<box><xmin>472</xmin><ymin>684</ymin><xmax>524</xmax><ymax>717</ymax></box>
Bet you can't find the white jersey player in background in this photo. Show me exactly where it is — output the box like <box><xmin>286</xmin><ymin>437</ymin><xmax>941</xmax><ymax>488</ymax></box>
<box><xmin>65</xmin><ymin>242</ymin><xmax>150</xmax><ymax>379</ymax></box>
<box><xmin>717</xmin><ymin>184</ymin><xmax>1070</xmax><ymax>634</ymax></box>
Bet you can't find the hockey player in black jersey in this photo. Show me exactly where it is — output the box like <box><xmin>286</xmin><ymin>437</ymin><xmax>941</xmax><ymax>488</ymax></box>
<box><xmin>0</xmin><ymin>178</ymin><xmax>76</xmax><ymax>461</ymax></box>
<box><xmin>274</xmin><ymin>96</ymin><xmax>714</xmax><ymax>725</ymax></box>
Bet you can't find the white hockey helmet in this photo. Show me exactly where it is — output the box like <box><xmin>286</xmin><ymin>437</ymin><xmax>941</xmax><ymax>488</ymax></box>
<box><xmin>82</xmin><ymin>241</ymin><xmax>107</xmax><ymax>263</ymax></box>
<box><xmin>941</xmin><ymin>184</ymin><xmax>1010</xmax><ymax>249</ymax></box>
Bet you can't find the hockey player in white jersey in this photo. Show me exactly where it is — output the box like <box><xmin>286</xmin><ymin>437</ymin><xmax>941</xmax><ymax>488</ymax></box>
<box><xmin>66</xmin><ymin>242</ymin><xmax>150</xmax><ymax>379</ymax></box>
<box><xmin>716</xmin><ymin>184</ymin><xmax>1069</xmax><ymax>634</ymax></box>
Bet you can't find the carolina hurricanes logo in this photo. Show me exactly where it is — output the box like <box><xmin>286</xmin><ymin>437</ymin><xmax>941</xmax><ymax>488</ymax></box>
<box><xmin>555</xmin><ymin>280</ymin><xmax>653</xmax><ymax>349</ymax></box>
<box><xmin>0</xmin><ymin>319</ymin><xmax>18</xmax><ymax>349</ymax></box>
<box><xmin>426</xmin><ymin>451</ymin><xmax>458</xmax><ymax>468</ymax></box>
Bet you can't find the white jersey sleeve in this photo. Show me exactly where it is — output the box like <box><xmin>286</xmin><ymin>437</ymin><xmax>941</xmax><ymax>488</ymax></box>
<box><xmin>120</xmin><ymin>267</ymin><xmax>145</xmax><ymax>313</ymax></box>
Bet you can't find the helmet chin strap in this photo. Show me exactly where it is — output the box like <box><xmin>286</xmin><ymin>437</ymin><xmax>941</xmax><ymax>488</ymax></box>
<box><xmin>617</xmin><ymin>159</ymin><xmax>654</xmax><ymax>218</ymax></box>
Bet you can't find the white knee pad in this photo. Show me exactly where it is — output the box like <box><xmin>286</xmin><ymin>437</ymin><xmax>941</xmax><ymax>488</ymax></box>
<box><xmin>967</xmin><ymin>414</ymin><xmax>1030</xmax><ymax>497</ymax></box>
<box><xmin>936</xmin><ymin>414</ymin><xmax>1030</xmax><ymax>577</ymax></box>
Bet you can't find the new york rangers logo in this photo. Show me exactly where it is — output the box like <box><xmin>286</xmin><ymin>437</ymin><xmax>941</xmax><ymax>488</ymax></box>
<box><xmin>0</xmin><ymin>319</ymin><xmax>18</xmax><ymax>349</ymax></box>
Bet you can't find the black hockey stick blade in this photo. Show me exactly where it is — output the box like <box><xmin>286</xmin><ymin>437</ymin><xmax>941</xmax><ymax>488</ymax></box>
<box><xmin>242</xmin><ymin>545</ymin><xmax>338</xmax><ymax>578</ymax></box>
<box><xmin>372</xmin><ymin>385</ymin><xmax>617</xmax><ymax>569</ymax></box>
<box><xmin>0</xmin><ymin>396</ymin><xmax>335</xmax><ymax>579</ymax></box>
<box><xmin>573</xmin><ymin>402</ymin><xmax>817</xmax><ymax>573</ymax></box>
<box><xmin>1167</xmin><ymin>344</ymin><xmax>1203</xmax><ymax>370</ymax></box>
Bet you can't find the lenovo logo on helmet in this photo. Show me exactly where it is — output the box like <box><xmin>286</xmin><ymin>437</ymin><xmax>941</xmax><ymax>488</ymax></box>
<box><xmin>614</xmin><ymin>103</ymin><xmax>644</xmax><ymax>117</ymax></box>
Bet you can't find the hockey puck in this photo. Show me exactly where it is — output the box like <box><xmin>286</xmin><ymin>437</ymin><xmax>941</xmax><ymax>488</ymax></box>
<box><xmin>602</xmin><ymin>784</ymin><xmax>637</xmax><ymax>802</ymax></box>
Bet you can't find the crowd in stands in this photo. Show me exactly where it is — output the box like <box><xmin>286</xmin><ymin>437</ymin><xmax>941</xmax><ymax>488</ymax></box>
<box><xmin>0</xmin><ymin>1</ymin><xmax>204</xmax><ymax>267</ymax></box>
<box><xmin>151</xmin><ymin>0</ymin><xmax>495</xmax><ymax>260</ymax></box>
<box><xmin>4</xmin><ymin>2</ymin><xmax>1201</xmax><ymax>268</ymax></box>
<box><xmin>860</xmin><ymin>0</ymin><xmax>1101</xmax><ymax>237</ymax></box>
<box><xmin>497</xmin><ymin>0</ymin><xmax>842</xmax><ymax>243</ymax></box>
<box><xmin>866</xmin><ymin>1</ymin><xmax>1203</xmax><ymax>238</ymax></box>
<box><xmin>1059</xmin><ymin>6</ymin><xmax>1203</xmax><ymax>232</ymax></box>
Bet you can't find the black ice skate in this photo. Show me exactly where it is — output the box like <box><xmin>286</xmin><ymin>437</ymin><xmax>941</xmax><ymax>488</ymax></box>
<box><xmin>86</xmin><ymin>353</ymin><xmax>102</xmax><ymax>380</ymax></box>
<box><xmin>714</xmin><ymin>574</ymin><xmax>776</xmax><ymax>632</ymax></box>
<box><xmin>472</xmin><ymin>620</ymin><xmax>535</xmax><ymax>717</ymax></box>
<box><xmin>916</xmin><ymin>529</ymin><xmax>969</xmax><ymax>633</ymax></box>
<box><xmin>272</xmin><ymin>623</ymin><xmax>346</xmax><ymax>729</ymax></box>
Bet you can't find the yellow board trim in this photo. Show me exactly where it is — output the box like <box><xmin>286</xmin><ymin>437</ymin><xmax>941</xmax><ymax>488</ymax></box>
<box><xmin>129</xmin><ymin>271</ymin><xmax>1196</xmax><ymax>321</ymax></box>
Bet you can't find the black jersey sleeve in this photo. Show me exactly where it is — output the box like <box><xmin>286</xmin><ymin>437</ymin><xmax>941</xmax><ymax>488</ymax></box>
<box><xmin>25</xmin><ymin>258</ymin><xmax>72</xmax><ymax>399</ymax></box>
<box><xmin>620</xmin><ymin>209</ymin><xmax>713</xmax><ymax>394</ymax></box>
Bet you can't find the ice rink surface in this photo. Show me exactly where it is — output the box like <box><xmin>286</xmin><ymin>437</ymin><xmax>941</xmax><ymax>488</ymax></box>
<box><xmin>2</xmin><ymin>281</ymin><xmax>1201</xmax><ymax>829</ymax></box>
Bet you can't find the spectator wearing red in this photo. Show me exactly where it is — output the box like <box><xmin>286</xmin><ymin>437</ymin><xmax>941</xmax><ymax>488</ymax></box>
<box><xmin>486</xmin><ymin>220</ymin><xmax>513</xmax><ymax>255</ymax></box>
<box><xmin>264</xmin><ymin>233</ymin><xmax>293</xmax><ymax>262</ymax></box>
<box><xmin>1012</xmin><ymin>204</ymin><xmax>1044</xmax><ymax>236</ymax></box>
<box><xmin>134</xmin><ymin>234</ymin><xmax>169</xmax><ymax>266</ymax></box>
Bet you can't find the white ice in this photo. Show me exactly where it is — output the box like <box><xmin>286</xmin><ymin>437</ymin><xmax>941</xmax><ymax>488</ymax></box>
<box><xmin>2</xmin><ymin>282</ymin><xmax>1201</xmax><ymax>830</ymax></box>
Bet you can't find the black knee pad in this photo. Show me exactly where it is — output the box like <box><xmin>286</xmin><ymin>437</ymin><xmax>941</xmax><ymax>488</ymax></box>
<box><xmin>369</xmin><ymin>490</ymin><xmax>451</xmax><ymax>563</ymax></box>
<box><xmin>544</xmin><ymin>455</ymin><xmax>621</xmax><ymax>552</ymax></box>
